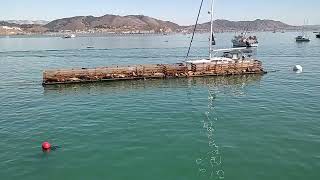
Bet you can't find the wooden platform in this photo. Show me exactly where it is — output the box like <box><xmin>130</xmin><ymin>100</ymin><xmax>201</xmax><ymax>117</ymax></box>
<box><xmin>43</xmin><ymin>61</ymin><xmax>265</xmax><ymax>85</ymax></box>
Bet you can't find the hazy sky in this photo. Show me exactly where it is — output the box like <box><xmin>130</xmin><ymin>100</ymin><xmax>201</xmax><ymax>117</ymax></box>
<box><xmin>1</xmin><ymin>0</ymin><xmax>319</xmax><ymax>25</ymax></box>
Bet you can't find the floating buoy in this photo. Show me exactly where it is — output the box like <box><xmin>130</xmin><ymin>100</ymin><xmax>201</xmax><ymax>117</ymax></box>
<box><xmin>293</xmin><ymin>65</ymin><xmax>303</xmax><ymax>73</ymax></box>
<box><xmin>42</xmin><ymin>142</ymin><xmax>51</xmax><ymax>151</ymax></box>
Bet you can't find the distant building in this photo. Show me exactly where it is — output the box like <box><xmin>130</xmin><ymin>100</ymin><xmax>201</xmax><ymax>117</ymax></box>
<box><xmin>1</xmin><ymin>26</ymin><xmax>22</xmax><ymax>31</ymax></box>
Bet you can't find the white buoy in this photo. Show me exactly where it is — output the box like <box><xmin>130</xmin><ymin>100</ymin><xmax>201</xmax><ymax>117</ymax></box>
<box><xmin>293</xmin><ymin>65</ymin><xmax>303</xmax><ymax>73</ymax></box>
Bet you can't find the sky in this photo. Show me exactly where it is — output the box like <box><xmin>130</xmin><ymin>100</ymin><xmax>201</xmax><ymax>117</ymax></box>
<box><xmin>1</xmin><ymin>0</ymin><xmax>319</xmax><ymax>25</ymax></box>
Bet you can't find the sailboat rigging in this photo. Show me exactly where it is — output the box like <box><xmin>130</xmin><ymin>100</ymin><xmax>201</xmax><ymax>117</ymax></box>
<box><xmin>296</xmin><ymin>19</ymin><xmax>310</xmax><ymax>42</ymax></box>
<box><xmin>185</xmin><ymin>0</ymin><xmax>205</xmax><ymax>59</ymax></box>
<box><xmin>209</xmin><ymin>0</ymin><xmax>215</xmax><ymax>59</ymax></box>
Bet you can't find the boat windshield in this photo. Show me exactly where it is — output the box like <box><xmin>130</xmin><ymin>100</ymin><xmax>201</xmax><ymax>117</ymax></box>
<box><xmin>223</xmin><ymin>52</ymin><xmax>233</xmax><ymax>58</ymax></box>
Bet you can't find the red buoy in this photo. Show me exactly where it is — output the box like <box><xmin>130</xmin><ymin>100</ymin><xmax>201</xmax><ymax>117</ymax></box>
<box><xmin>42</xmin><ymin>142</ymin><xmax>51</xmax><ymax>150</ymax></box>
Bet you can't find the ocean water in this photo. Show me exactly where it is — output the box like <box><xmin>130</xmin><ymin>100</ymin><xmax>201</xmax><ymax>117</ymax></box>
<box><xmin>0</xmin><ymin>32</ymin><xmax>319</xmax><ymax>180</ymax></box>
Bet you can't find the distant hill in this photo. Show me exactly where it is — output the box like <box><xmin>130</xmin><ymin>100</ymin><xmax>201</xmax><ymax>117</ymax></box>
<box><xmin>44</xmin><ymin>16</ymin><xmax>300</xmax><ymax>33</ymax></box>
<box><xmin>44</xmin><ymin>15</ymin><xmax>180</xmax><ymax>33</ymax></box>
<box><xmin>1</xmin><ymin>15</ymin><xmax>316</xmax><ymax>35</ymax></box>
<box><xmin>182</xmin><ymin>19</ymin><xmax>299</xmax><ymax>32</ymax></box>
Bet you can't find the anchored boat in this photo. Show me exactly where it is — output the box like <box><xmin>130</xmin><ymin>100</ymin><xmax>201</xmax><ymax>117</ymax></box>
<box><xmin>186</xmin><ymin>48</ymin><xmax>256</xmax><ymax>65</ymax></box>
<box><xmin>296</xmin><ymin>20</ymin><xmax>310</xmax><ymax>42</ymax></box>
<box><xmin>232</xmin><ymin>33</ymin><xmax>259</xmax><ymax>48</ymax></box>
<box><xmin>62</xmin><ymin>34</ymin><xmax>76</xmax><ymax>39</ymax></box>
<box><xmin>296</xmin><ymin>35</ymin><xmax>310</xmax><ymax>42</ymax></box>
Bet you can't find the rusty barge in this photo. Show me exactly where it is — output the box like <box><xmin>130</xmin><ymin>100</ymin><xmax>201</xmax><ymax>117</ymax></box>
<box><xmin>43</xmin><ymin>58</ymin><xmax>265</xmax><ymax>86</ymax></box>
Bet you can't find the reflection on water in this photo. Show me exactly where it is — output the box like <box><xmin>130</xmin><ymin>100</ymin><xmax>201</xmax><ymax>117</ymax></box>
<box><xmin>43</xmin><ymin>74</ymin><xmax>263</xmax><ymax>95</ymax></box>
<box><xmin>192</xmin><ymin>74</ymin><xmax>262</xmax><ymax>179</ymax></box>
<box><xmin>196</xmin><ymin>87</ymin><xmax>225</xmax><ymax>179</ymax></box>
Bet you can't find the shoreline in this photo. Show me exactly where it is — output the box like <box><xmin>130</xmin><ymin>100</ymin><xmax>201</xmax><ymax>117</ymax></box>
<box><xmin>0</xmin><ymin>30</ymin><xmax>309</xmax><ymax>38</ymax></box>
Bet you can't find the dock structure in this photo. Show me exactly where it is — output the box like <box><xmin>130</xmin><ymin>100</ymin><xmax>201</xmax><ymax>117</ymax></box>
<box><xmin>43</xmin><ymin>60</ymin><xmax>265</xmax><ymax>85</ymax></box>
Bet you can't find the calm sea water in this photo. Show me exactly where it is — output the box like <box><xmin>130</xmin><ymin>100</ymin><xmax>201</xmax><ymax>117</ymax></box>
<box><xmin>0</xmin><ymin>32</ymin><xmax>319</xmax><ymax>180</ymax></box>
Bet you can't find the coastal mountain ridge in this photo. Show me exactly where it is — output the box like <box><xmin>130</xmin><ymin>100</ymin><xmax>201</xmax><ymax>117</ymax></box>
<box><xmin>188</xmin><ymin>19</ymin><xmax>299</xmax><ymax>32</ymax></box>
<box><xmin>44</xmin><ymin>14</ymin><xmax>180</xmax><ymax>32</ymax></box>
<box><xmin>43</xmin><ymin>15</ymin><xmax>301</xmax><ymax>32</ymax></box>
<box><xmin>1</xmin><ymin>14</ymin><xmax>317</xmax><ymax>35</ymax></box>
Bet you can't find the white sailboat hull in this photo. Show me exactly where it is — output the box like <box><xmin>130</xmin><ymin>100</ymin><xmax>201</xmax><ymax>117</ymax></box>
<box><xmin>233</xmin><ymin>42</ymin><xmax>259</xmax><ymax>48</ymax></box>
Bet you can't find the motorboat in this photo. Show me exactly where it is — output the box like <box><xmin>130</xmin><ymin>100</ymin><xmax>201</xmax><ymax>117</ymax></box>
<box><xmin>295</xmin><ymin>35</ymin><xmax>310</xmax><ymax>42</ymax></box>
<box><xmin>232</xmin><ymin>34</ymin><xmax>259</xmax><ymax>47</ymax></box>
<box><xmin>62</xmin><ymin>34</ymin><xmax>76</xmax><ymax>39</ymax></box>
<box><xmin>296</xmin><ymin>20</ymin><xmax>310</xmax><ymax>42</ymax></box>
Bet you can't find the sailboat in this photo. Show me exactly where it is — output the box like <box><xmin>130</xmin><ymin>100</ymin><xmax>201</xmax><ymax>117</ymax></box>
<box><xmin>186</xmin><ymin>0</ymin><xmax>257</xmax><ymax>65</ymax></box>
<box><xmin>296</xmin><ymin>20</ymin><xmax>310</xmax><ymax>42</ymax></box>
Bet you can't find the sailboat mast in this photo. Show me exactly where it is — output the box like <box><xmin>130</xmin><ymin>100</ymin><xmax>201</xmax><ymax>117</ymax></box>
<box><xmin>209</xmin><ymin>0</ymin><xmax>215</xmax><ymax>59</ymax></box>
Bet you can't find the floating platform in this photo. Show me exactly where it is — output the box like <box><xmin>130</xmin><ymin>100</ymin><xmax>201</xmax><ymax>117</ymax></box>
<box><xmin>42</xmin><ymin>61</ymin><xmax>265</xmax><ymax>85</ymax></box>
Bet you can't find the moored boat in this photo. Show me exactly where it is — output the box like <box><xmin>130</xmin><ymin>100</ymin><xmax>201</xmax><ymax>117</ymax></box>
<box><xmin>232</xmin><ymin>34</ymin><xmax>259</xmax><ymax>47</ymax></box>
<box><xmin>62</xmin><ymin>34</ymin><xmax>76</xmax><ymax>39</ymax></box>
<box><xmin>295</xmin><ymin>35</ymin><xmax>310</xmax><ymax>42</ymax></box>
<box><xmin>296</xmin><ymin>20</ymin><xmax>310</xmax><ymax>42</ymax></box>
<box><xmin>186</xmin><ymin>48</ymin><xmax>257</xmax><ymax>65</ymax></box>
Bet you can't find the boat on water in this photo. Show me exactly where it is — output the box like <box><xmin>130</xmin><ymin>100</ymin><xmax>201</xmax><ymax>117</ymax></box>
<box><xmin>186</xmin><ymin>48</ymin><xmax>256</xmax><ymax>65</ymax></box>
<box><xmin>296</xmin><ymin>20</ymin><xmax>310</xmax><ymax>42</ymax></box>
<box><xmin>232</xmin><ymin>33</ymin><xmax>259</xmax><ymax>47</ymax></box>
<box><xmin>62</xmin><ymin>34</ymin><xmax>76</xmax><ymax>39</ymax></box>
<box><xmin>296</xmin><ymin>35</ymin><xmax>310</xmax><ymax>42</ymax></box>
<box><xmin>316</xmin><ymin>33</ymin><xmax>320</xmax><ymax>38</ymax></box>
<box><xmin>187</xmin><ymin>0</ymin><xmax>259</xmax><ymax>66</ymax></box>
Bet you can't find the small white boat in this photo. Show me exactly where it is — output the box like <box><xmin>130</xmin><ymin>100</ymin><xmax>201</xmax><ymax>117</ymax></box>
<box><xmin>296</xmin><ymin>20</ymin><xmax>310</xmax><ymax>42</ymax></box>
<box><xmin>295</xmin><ymin>35</ymin><xmax>310</xmax><ymax>42</ymax></box>
<box><xmin>186</xmin><ymin>48</ymin><xmax>255</xmax><ymax>65</ymax></box>
<box><xmin>62</xmin><ymin>34</ymin><xmax>76</xmax><ymax>39</ymax></box>
<box><xmin>232</xmin><ymin>34</ymin><xmax>259</xmax><ymax>47</ymax></box>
